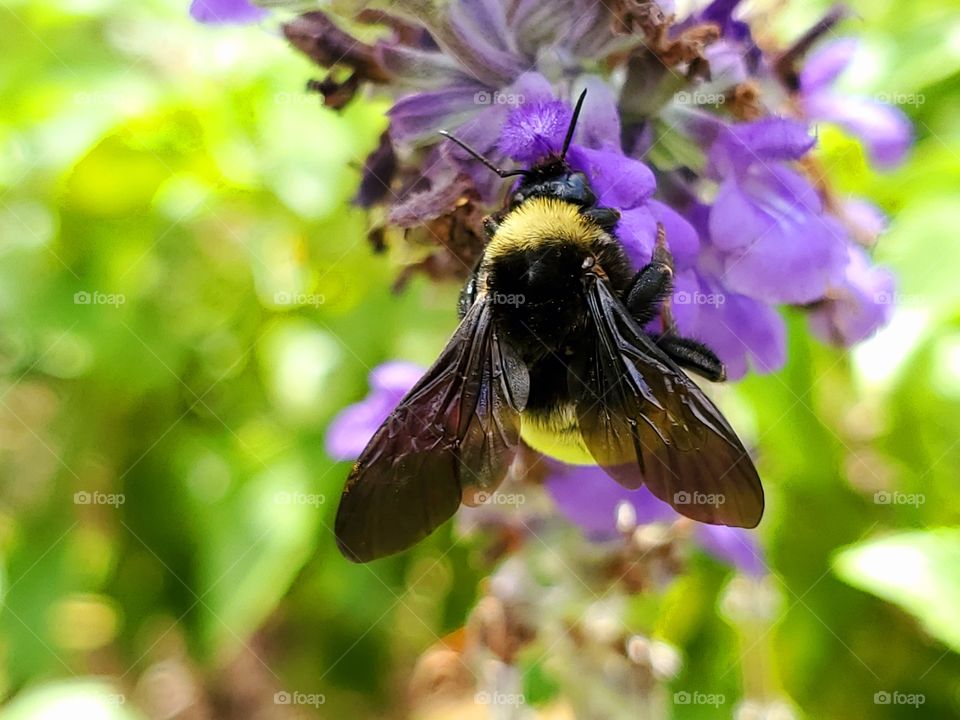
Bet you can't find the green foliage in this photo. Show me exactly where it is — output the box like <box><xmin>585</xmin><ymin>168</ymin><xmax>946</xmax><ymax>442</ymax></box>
<box><xmin>835</xmin><ymin>529</ymin><xmax>960</xmax><ymax>654</ymax></box>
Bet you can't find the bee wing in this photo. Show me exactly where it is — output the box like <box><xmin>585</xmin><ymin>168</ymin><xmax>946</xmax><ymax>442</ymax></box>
<box><xmin>335</xmin><ymin>299</ymin><xmax>529</xmax><ymax>562</ymax></box>
<box><xmin>569</xmin><ymin>277</ymin><xmax>763</xmax><ymax>528</ymax></box>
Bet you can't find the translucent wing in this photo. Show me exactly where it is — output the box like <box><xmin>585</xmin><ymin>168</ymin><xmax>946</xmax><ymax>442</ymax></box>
<box><xmin>570</xmin><ymin>277</ymin><xmax>763</xmax><ymax>528</ymax></box>
<box><xmin>335</xmin><ymin>299</ymin><xmax>529</xmax><ymax>562</ymax></box>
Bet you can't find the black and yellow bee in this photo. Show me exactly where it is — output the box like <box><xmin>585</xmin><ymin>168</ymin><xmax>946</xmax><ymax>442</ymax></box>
<box><xmin>336</xmin><ymin>92</ymin><xmax>763</xmax><ymax>562</ymax></box>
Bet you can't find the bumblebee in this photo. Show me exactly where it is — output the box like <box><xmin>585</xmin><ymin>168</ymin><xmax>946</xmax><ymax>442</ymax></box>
<box><xmin>336</xmin><ymin>92</ymin><xmax>763</xmax><ymax>562</ymax></box>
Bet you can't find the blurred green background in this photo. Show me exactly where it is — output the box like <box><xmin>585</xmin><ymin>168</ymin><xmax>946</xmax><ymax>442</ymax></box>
<box><xmin>1</xmin><ymin>0</ymin><xmax>960</xmax><ymax>717</ymax></box>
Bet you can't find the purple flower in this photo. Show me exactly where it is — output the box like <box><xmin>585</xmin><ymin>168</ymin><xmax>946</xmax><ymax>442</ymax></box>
<box><xmin>499</xmin><ymin>99</ymin><xmax>699</xmax><ymax>270</ymax></box>
<box><xmin>706</xmin><ymin>118</ymin><xmax>848</xmax><ymax>304</ymax></box>
<box><xmin>189</xmin><ymin>0</ymin><xmax>265</xmax><ymax>24</ymax></box>
<box><xmin>671</xmin><ymin>268</ymin><xmax>786</xmax><ymax>380</ymax></box>
<box><xmin>545</xmin><ymin>460</ymin><xmax>766</xmax><ymax>575</ymax></box>
<box><xmin>807</xmin><ymin>245</ymin><xmax>895</xmax><ymax>345</ymax></box>
<box><xmin>325</xmin><ymin>361</ymin><xmax>425</xmax><ymax>461</ymax></box>
<box><xmin>376</xmin><ymin>0</ymin><xmax>617</xmax><ymax>203</ymax></box>
<box><xmin>799</xmin><ymin>38</ymin><xmax>912</xmax><ymax>169</ymax></box>
<box><xmin>498</xmin><ymin>99</ymin><xmax>573</xmax><ymax>164</ymax></box>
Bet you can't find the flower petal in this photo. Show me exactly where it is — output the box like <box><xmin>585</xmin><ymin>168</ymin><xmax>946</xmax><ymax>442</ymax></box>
<box><xmin>672</xmin><ymin>270</ymin><xmax>786</xmax><ymax>379</ymax></box>
<box><xmin>708</xmin><ymin>177</ymin><xmax>762</xmax><ymax>251</ymax></box>
<box><xmin>544</xmin><ymin>460</ymin><xmax>675</xmax><ymax>539</ymax></box>
<box><xmin>375</xmin><ymin>42</ymin><xmax>476</xmax><ymax>88</ymax></box>
<box><xmin>370</xmin><ymin>360</ymin><xmax>425</xmax><ymax>393</ymax></box>
<box><xmin>567</xmin><ymin>146</ymin><xmax>656</xmax><ymax>210</ymax></box>
<box><xmin>695</xmin><ymin>525</ymin><xmax>767</xmax><ymax>576</ymax></box>
<box><xmin>720</xmin><ymin>209</ymin><xmax>848</xmax><ymax>304</ymax></box>
<box><xmin>617</xmin><ymin>206</ymin><xmax>659</xmax><ymax>267</ymax></box>
<box><xmin>800</xmin><ymin>38</ymin><xmax>858</xmax><ymax>92</ymax></box>
<box><xmin>710</xmin><ymin>118</ymin><xmax>816</xmax><ymax>175</ymax></box>
<box><xmin>709</xmin><ymin>164</ymin><xmax>848</xmax><ymax>304</ymax></box>
<box><xmin>572</xmin><ymin>74</ymin><xmax>622</xmax><ymax>149</ymax></box>
<box><xmin>843</xmin><ymin>197</ymin><xmax>888</xmax><ymax>245</ymax></box>
<box><xmin>325</xmin><ymin>362</ymin><xmax>423</xmax><ymax>461</ymax></box>
<box><xmin>648</xmin><ymin>200</ymin><xmax>699</xmax><ymax>271</ymax></box>
<box><xmin>498</xmin><ymin>100</ymin><xmax>571</xmax><ymax>163</ymax></box>
<box><xmin>807</xmin><ymin>245</ymin><xmax>895</xmax><ymax>345</ymax></box>
<box><xmin>190</xmin><ymin>0</ymin><xmax>265</xmax><ymax>24</ymax></box>
<box><xmin>433</xmin><ymin>0</ymin><xmax>524</xmax><ymax>87</ymax></box>
<box><xmin>703</xmin><ymin>39</ymin><xmax>749</xmax><ymax>90</ymax></box>
<box><xmin>389</xmin><ymin>85</ymin><xmax>484</xmax><ymax>143</ymax></box>
<box><xmin>355</xmin><ymin>132</ymin><xmax>396</xmax><ymax>208</ymax></box>
<box><xmin>805</xmin><ymin>92</ymin><xmax>912</xmax><ymax>169</ymax></box>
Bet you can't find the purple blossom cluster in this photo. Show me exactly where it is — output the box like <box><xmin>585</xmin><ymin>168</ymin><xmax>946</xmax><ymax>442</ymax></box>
<box><xmin>194</xmin><ymin>0</ymin><xmax>911</xmax><ymax>570</ymax></box>
<box><xmin>258</xmin><ymin>0</ymin><xmax>907</xmax><ymax>374</ymax></box>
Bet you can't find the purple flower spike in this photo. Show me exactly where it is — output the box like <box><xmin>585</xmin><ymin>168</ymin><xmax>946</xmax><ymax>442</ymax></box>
<box><xmin>325</xmin><ymin>361</ymin><xmax>424</xmax><ymax>461</ymax></box>
<box><xmin>545</xmin><ymin>460</ymin><xmax>767</xmax><ymax>574</ymax></box>
<box><xmin>190</xmin><ymin>0</ymin><xmax>266</xmax><ymax>24</ymax></box>
<box><xmin>799</xmin><ymin>38</ymin><xmax>912</xmax><ymax>169</ymax></box>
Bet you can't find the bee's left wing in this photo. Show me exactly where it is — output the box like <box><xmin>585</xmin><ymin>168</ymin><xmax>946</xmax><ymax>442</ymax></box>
<box><xmin>335</xmin><ymin>298</ymin><xmax>529</xmax><ymax>562</ymax></box>
<box><xmin>569</xmin><ymin>277</ymin><xmax>763</xmax><ymax>528</ymax></box>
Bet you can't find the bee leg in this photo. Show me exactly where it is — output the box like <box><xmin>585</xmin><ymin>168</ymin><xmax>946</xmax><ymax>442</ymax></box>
<box><xmin>625</xmin><ymin>260</ymin><xmax>673</xmax><ymax>325</ymax></box>
<box><xmin>656</xmin><ymin>335</ymin><xmax>726</xmax><ymax>382</ymax></box>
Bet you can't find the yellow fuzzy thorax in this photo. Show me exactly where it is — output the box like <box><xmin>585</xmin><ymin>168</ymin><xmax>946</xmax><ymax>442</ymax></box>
<box><xmin>483</xmin><ymin>197</ymin><xmax>605</xmax><ymax>262</ymax></box>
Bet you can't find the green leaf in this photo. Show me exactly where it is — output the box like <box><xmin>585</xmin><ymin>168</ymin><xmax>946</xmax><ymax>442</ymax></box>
<box><xmin>833</xmin><ymin>529</ymin><xmax>960</xmax><ymax>653</ymax></box>
<box><xmin>0</xmin><ymin>679</ymin><xmax>145</xmax><ymax>720</ymax></box>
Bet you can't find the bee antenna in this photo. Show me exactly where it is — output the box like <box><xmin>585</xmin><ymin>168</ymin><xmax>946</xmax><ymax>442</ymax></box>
<box><xmin>438</xmin><ymin>131</ymin><xmax>529</xmax><ymax>178</ymax></box>
<box><xmin>560</xmin><ymin>89</ymin><xmax>588</xmax><ymax>161</ymax></box>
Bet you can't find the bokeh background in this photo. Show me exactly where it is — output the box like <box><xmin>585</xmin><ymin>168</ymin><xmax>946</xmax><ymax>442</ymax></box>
<box><xmin>2</xmin><ymin>0</ymin><xmax>960</xmax><ymax>717</ymax></box>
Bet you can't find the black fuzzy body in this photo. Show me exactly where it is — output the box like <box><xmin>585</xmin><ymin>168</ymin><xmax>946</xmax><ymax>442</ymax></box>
<box><xmin>461</xmin><ymin>164</ymin><xmax>634</xmax><ymax>416</ymax></box>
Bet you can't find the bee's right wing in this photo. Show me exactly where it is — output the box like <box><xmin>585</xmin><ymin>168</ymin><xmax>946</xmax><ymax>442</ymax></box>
<box><xmin>334</xmin><ymin>298</ymin><xmax>529</xmax><ymax>563</ymax></box>
<box><xmin>569</xmin><ymin>276</ymin><xmax>763</xmax><ymax>528</ymax></box>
